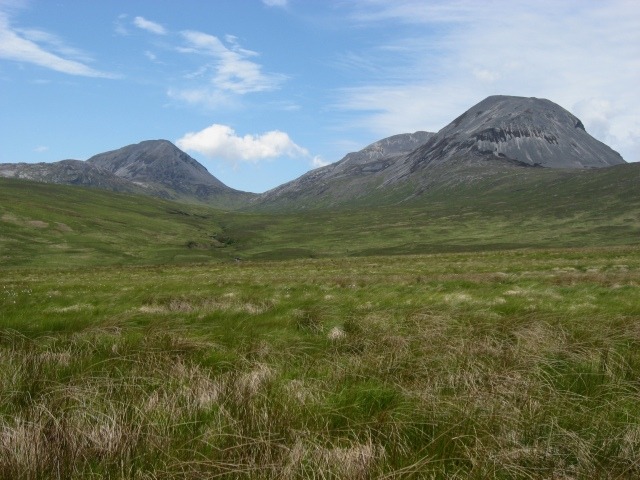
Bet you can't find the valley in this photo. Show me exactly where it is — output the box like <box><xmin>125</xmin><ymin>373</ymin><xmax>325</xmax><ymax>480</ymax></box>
<box><xmin>1</xmin><ymin>95</ymin><xmax>640</xmax><ymax>478</ymax></box>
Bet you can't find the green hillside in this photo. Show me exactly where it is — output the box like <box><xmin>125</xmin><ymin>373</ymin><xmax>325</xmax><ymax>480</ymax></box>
<box><xmin>0</xmin><ymin>178</ymin><xmax>235</xmax><ymax>267</ymax></box>
<box><xmin>229</xmin><ymin>163</ymin><xmax>640</xmax><ymax>258</ymax></box>
<box><xmin>2</xmin><ymin>163</ymin><xmax>640</xmax><ymax>267</ymax></box>
<box><xmin>2</xmin><ymin>167</ymin><xmax>640</xmax><ymax>478</ymax></box>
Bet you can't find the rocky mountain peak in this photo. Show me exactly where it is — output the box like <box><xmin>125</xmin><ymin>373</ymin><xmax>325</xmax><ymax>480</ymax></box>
<box><xmin>87</xmin><ymin>139</ymin><xmax>225</xmax><ymax>189</ymax></box>
<box><xmin>411</xmin><ymin>95</ymin><xmax>625</xmax><ymax>169</ymax></box>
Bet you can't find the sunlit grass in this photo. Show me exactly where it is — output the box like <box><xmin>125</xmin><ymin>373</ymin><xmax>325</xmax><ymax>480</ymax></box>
<box><xmin>3</xmin><ymin>164</ymin><xmax>640</xmax><ymax>268</ymax></box>
<box><xmin>2</xmin><ymin>246</ymin><xmax>640</xmax><ymax>478</ymax></box>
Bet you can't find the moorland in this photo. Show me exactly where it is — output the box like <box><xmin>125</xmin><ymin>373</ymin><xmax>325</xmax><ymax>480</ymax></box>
<box><xmin>1</xmin><ymin>156</ymin><xmax>640</xmax><ymax>478</ymax></box>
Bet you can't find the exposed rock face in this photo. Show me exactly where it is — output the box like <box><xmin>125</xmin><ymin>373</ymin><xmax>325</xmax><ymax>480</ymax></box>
<box><xmin>254</xmin><ymin>96</ymin><xmax>626</xmax><ymax>209</ymax></box>
<box><xmin>86</xmin><ymin>140</ymin><xmax>231</xmax><ymax>197</ymax></box>
<box><xmin>258</xmin><ymin>131</ymin><xmax>435</xmax><ymax>204</ymax></box>
<box><xmin>0</xmin><ymin>160</ymin><xmax>134</xmax><ymax>191</ymax></box>
<box><xmin>405</xmin><ymin>95</ymin><xmax>625</xmax><ymax>170</ymax></box>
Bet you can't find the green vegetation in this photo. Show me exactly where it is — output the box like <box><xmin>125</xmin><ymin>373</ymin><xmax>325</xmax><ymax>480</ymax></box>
<box><xmin>2</xmin><ymin>163</ymin><xmax>640</xmax><ymax>267</ymax></box>
<box><xmin>0</xmin><ymin>178</ymin><xmax>231</xmax><ymax>267</ymax></box>
<box><xmin>1</xmin><ymin>170</ymin><xmax>640</xmax><ymax>478</ymax></box>
<box><xmin>2</xmin><ymin>249</ymin><xmax>640</xmax><ymax>478</ymax></box>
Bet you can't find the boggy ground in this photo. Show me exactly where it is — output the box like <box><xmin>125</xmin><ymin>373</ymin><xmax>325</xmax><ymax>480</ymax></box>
<box><xmin>1</xmin><ymin>246</ymin><xmax>640</xmax><ymax>478</ymax></box>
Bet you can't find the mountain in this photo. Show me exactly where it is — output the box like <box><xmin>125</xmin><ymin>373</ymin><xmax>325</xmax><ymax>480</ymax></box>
<box><xmin>255</xmin><ymin>131</ymin><xmax>435</xmax><ymax>208</ymax></box>
<box><xmin>87</xmin><ymin>140</ymin><xmax>221</xmax><ymax>193</ymax></box>
<box><xmin>86</xmin><ymin>140</ymin><xmax>256</xmax><ymax>207</ymax></box>
<box><xmin>0</xmin><ymin>159</ymin><xmax>135</xmax><ymax>192</ymax></box>
<box><xmin>0</xmin><ymin>140</ymin><xmax>256</xmax><ymax>209</ymax></box>
<box><xmin>254</xmin><ymin>95</ymin><xmax>626</xmax><ymax>209</ymax></box>
<box><xmin>0</xmin><ymin>96</ymin><xmax>627</xmax><ymax>212</ymax></box>
<box><xmin>394</xmin><ymin>95</ymin><xmax>624</xmax><ymax>175</ymax></box>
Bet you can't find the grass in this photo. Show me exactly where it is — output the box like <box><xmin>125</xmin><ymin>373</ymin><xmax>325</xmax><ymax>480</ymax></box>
<box><xmin>2</xmin><ymin>247</ymin><xmax>640</xmax><ymax>478</ymax></box>
<box><xmin>0</xmin><ymin>177</ymin><xmax>233</xmax><ymax>267</ymax></box>
<box><xmin>2</xmin><ymin>169</ymin><xmax>640</xmax><ymax>477</ymax></box>
<box><xmin>4</xmin><ymin>163</ymin><xmax>640</xmax><ymax>268</ymax></box>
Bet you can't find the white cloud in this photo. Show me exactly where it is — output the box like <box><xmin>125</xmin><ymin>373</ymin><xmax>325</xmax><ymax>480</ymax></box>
<box><xmin>176</xmin><ymin>124</ymin><xmax>308</xmax><ymax>163</ymax></box>
<box><xmin>311</xmin><ymin>155</ymin><xmax>330</xmax><ymax>168</ymax></box>
<box><xmin>224</xmin><ymin>34</ymin><xmax>258</xmax><ymax>57</ymax></box>
<box><xmin>114</xmin><ymin>14</ymin><xmax>129</xmax><ymax>36</ymax></box>
<box><xmin>169</xmin><ymin>30</ymin><xmax>285</xmax><ymax>107</ymax></box>
<box><xmin>133</xmin><ymin>16</ymin><xmax>166</xmax><ymax>35</ymax></box>
<box><xmin>262</xmin><ymin>0</ymin><xmax>288</xmax><ymax>7</ymax></box>
<box><xmin>167</xmin><ymin>87</ymin><xmax>236</xmax><ymax>109</ymax></box>
<box><xmin>179</xmin><ymin>30</ymin><xmax>227</xmax><ymax>55</ymax></box>
<box><xmin>336</xmin><ymin>0</ymin><xmax>640</xmax><ymax>162</ymax></box>
<box><xmin>17</xmin><ymin>27</ymin><xmax>93</xmax><ymax>63</ymax></box>
<box><xmin>33</xmin><ymin>145</ymin><xmax>48</xmax><ymax>153</ymax></box>
<box><xmin>472</xmin><ymin>68</ymin><xmax>500</xmax><ymax>83</ymax></box>
<box><xmin>0</xmin><ymin>11</ymin><xmax>116</xmax><ymax>77</ymax></box>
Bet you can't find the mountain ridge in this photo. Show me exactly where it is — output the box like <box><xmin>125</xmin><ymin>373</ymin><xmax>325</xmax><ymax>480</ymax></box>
<box><xmin>0</xmin><ymin>95</ymin><xmax>627</xmax><ymax>211</ymax></box>
<box><xmin>0</xmin><ymin>159</ymin><xmax>138</xmax><ymax>192</ymax></box>
<box><xmin>256</xmin><ymin>131</ymin><xmax>436</xmax><ymax>207</ymax></box>
<box><xmin>253</xmin><ymin>95</ymin><xmax>626</xmax><ymax>209</ymax></box>
<box><xmin>0</xmin><ymin>140</ymin><xmax>256</xmax><ymax>209</ymax></box>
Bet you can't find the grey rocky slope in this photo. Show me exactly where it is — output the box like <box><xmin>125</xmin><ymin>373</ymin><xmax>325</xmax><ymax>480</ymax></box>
<box><xmin>398</xmin><ymin>95</ymin><xmax>624</xmax><ymax>173</ymax></box>
<box><xmin>254</xmin><ymin>95</ymin><xmax>626</xmax><ymax>209</ymax></box>
<box><xmin>86</xmin><ymin>140</ymin><xmax>252</xmax><ymax>203</ymax></box>
<box><xmin>257</xmin><ymin>131</ymin><xmax>435</xmax><ymax>206</ymax></box>
<box><xmin>1</xmin><ymin>140</ymin><xmax>255</xmax><ymax>208</ymax></box>
<box><xmin>0</xmin><ymin>160</ymin><xmax>135</xmax><ymax>192</ymax></box>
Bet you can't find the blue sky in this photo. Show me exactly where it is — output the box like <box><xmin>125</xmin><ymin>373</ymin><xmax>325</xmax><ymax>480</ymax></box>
<box><xmin>1</xmin><ymin>0</ymin><xmax>639</xmax><ymax>193</ymax></box>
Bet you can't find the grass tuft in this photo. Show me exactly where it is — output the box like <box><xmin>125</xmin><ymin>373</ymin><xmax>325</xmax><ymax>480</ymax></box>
<box><xmin>1</xmin><ymin>247</ymin><xmax>640</xmax><ymax>477</ymax></box>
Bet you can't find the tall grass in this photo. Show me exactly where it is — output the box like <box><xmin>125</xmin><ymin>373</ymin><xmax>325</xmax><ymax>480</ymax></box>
<box><xmin>1</xmin><ymin>247</ymin><xmax>640</xmax><ymax>478</ymax></box>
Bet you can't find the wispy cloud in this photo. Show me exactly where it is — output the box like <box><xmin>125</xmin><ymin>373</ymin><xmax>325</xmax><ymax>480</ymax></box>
<box><xmin>176</xmin><ymin>124</ymin><xmax>308</xmax><ymax>163</ymax></box>
<box><xmin>17</xmin><ymin>27</ymin><xmax>93</xmax><ymax>63</ymax></box>
<box><xmin>336</xmin><ymin>0</ymin><xmax>640</xmax><ymax>162</ymax></box>
<box><xmin>133</xmin><ymin>16</ymin><xmax>166</xmax><ymax>35</ymax></box>
<box><xmin>0</xmin><ymin>11</ymin><xmax>116</xmax><ymax>78</ymax></box>
<box><xmin>113</xmin><ymin>14</ymin><xmax>286</xmax><ymax>110</ymax></box>
<box><xmin>169</xmin><ymin>30</ymin><xmax>286</xmax><ymax>108</ymax></box>
<box><xmin>182</xmin><ymin>30</ymin><xmax>284</xmax><ymax>93</ymax></box>
<box><xmin>33</xmin><ymin>145</ymin><xmax>48</xmax><ymax>153</ymax></box>
<box><xmin>311</xmin><ymin>155</ymin><xmax>330</xmax><ymax>168</ymax></box>
<box><xmin>167</xmin><ymin>87</ymin><xmax>236</xmax><ymax>109</ymax></box>
<box><xmin>262</xmin><ymin>0</ymin><xmax>288</xmax><ymax>8</ymax></box>
<box><xmin>113</xmin><ymin>14</ymin><xmax>129</xmax><ymax>36</ymax></box>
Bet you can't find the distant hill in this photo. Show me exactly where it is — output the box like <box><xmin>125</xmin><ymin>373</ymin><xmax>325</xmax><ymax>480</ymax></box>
<box><xmin>0</xmin><ymin>140</ymin><xmax>256</xmax><ymax>209</ymax></box>
<box><xmin>253</xmin><ymin>95</ymin><xmax>626</xmax><ymax>210</ymax></box>
<box><xmin>2</xmin><ymin>159</ymin><xmax>639</xmax><ymax>266</ymax></box>
<box><xmin>408</xmin><ymin>95</ymin><xmax>625</xmax><ymax>170</ymax></box>
<box><xmin>0</xmin><ymin>159</ymin><xmax>136</xmax><ymax>192</ymax></box>
<box><xmin>255</xmin><ymin>131</ymin><xmax>435</xmax><ymax>208</ymax></box>
<box><xmin>0</xmin><ymin>96</ymin><xmax>628</xmax><ymax>212</ymax></box>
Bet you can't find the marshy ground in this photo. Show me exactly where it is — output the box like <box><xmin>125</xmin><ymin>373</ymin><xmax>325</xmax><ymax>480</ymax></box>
<box><xmin>2</xmin><ymin>246</ymin><xmax>640</xmax><ymax>478</ymax></box>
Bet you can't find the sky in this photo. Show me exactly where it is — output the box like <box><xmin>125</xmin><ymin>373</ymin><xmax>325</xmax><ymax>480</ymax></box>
<box><xmin>1</xmin><ymin>0</ymin><xmax>639</xmax><ymax>193</ymax></box>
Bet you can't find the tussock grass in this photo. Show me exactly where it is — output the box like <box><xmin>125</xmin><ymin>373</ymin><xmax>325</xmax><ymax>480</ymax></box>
<box><xmin>2</xmin><ymin>246</ymin><xmax>640</xmax><ymax>478</ymax></box>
